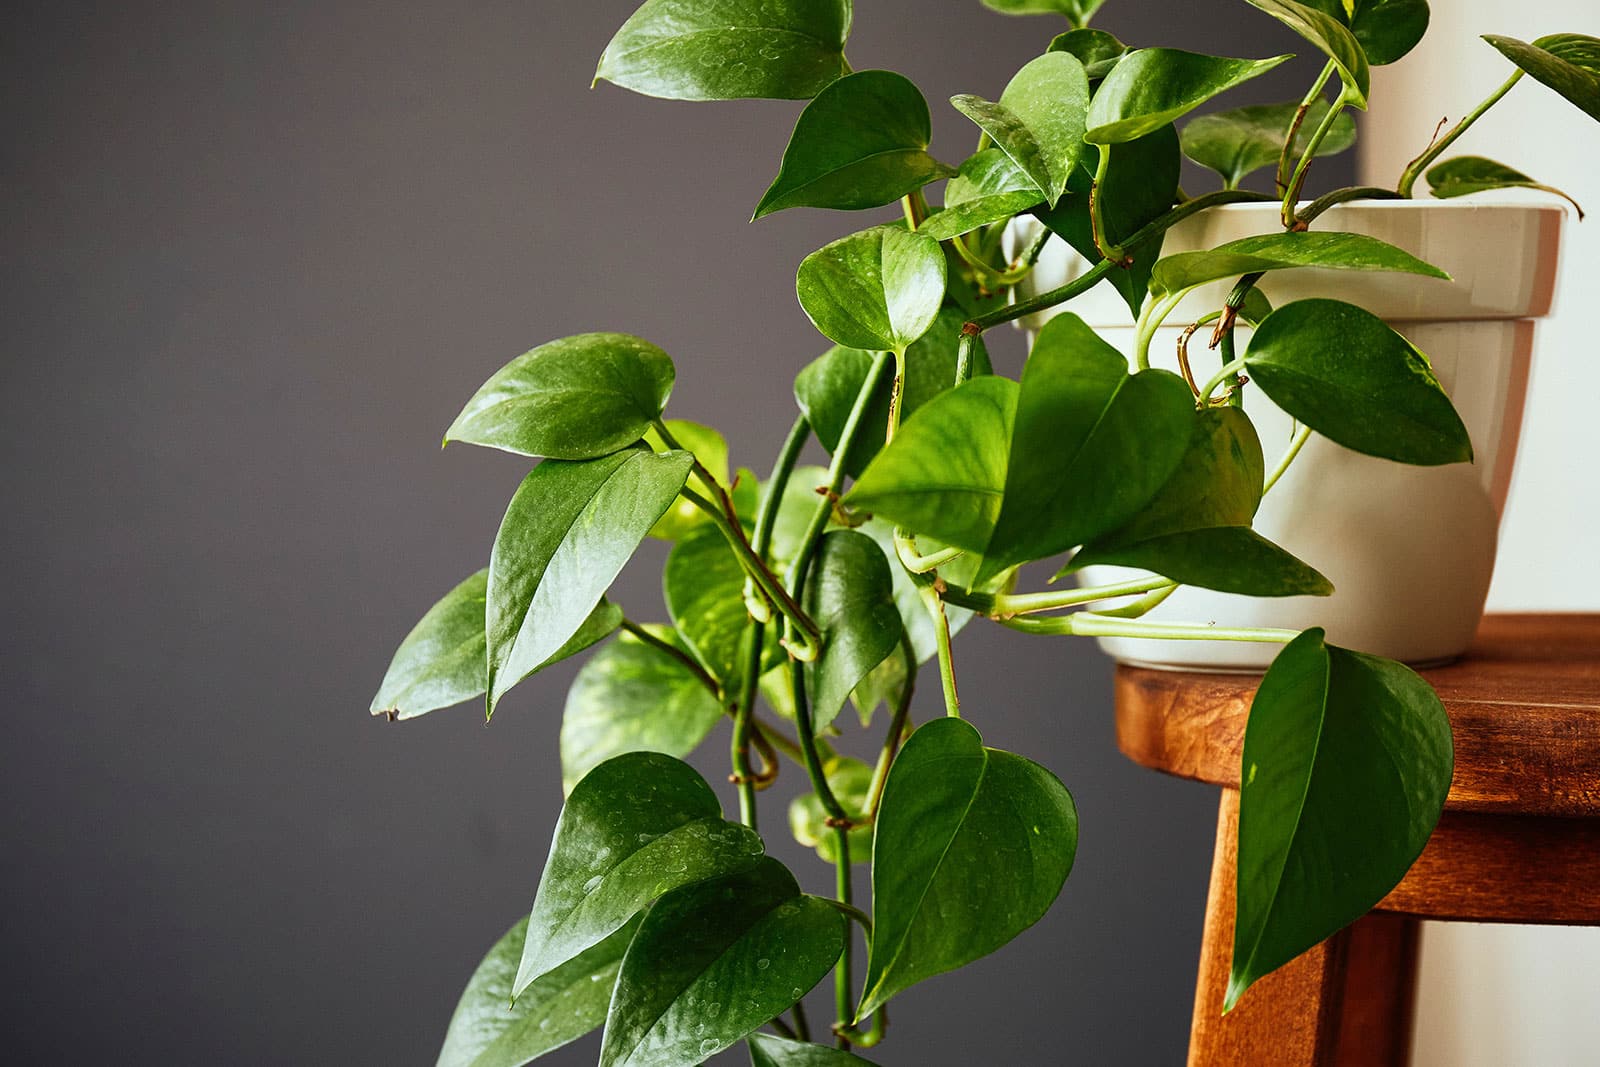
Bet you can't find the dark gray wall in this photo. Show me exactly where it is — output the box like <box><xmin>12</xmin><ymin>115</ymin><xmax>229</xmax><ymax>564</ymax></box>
<box><xmin>2</xmin><ymin>2</ymin><xmax>1349</xmax><ymax>1063</ymax></box>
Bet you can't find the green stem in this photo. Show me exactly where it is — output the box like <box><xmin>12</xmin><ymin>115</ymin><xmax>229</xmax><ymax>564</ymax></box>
<box><xmin>1281</xmin><ymin>90</ymin><xmax>1350</xmax><ymax>228</ymax></box>
<box><xmin>731</xmin><ymin>621</ymin><xmax>763</xmax><ymax>829</ymax></box>
<box><xmin>1090</xmin><ymin>581</ymin><xmax>1179</xmax><ymax>619</ymax></box>
<box><xmin>864</xmin><ymin>639</ymin><xmax>915</xmax><ymax>821</ymax></box>
<box><xmin>893</xmin><ymin>529</ymin><xmax>963</xmax><ymax>574</ymax></box>
<box><xmin>833</xmin><ymin>832</ymin><xmax>854</xmax><ymax>1051</ymax></box>
<box><xmin>955</xmin><ymin>327</ymin><xmax>980</xmax><ymax>384</ymax></box>
<box><xmin>791</xmin><ymin>1000</ymin><xmax>812</xmax><ymax>1043</ymax></box>
<box><xmin>1134</xmin><ymin>290</ymin><xmax>1185</xmax><ymax>371</ymax></box>
<box><xmin>683</xmin><ymin>486</ymin><xmax>821</xmax><ymax>659</ymax></box>
<box><xmin>921</xmin><ymin>586</ymin><xmax>961</xmax><ymax>718</ymax></box>
<box><xmin>952</xmin><ymin>232</ymin><xmax>1031</xmax><ymax>286</ymax></box>
<box><xmin>1397</xmin><ymin>70</ymin><xmax>1524</xmax><ymax>197</ymax></box>
<box><xmin>1002</xmin><ymin>613</ymin><xmax>1299</xmax><ymax>642</ymax></box>
<box><xmin>620</xmin><ymin>618</ymin><xmax>721</xmax><ymax>698</ymax></box>
<box><xmin>1297</xmin><ymin>185</ymin><xmax>1403</xmax><ymax>226</ymax></box>
<box><xmin>883</xmin><ymin>348</ymin><xmax>907</xmax><ymax>445</ymax></box>
<box><xmin>944</xmin><ymin>574</ymin><xmax>1174</xmax><ymax>617</ymax></box>
<box><xmin>1277</xmin><ymin>61</ymin><xmax>1337</xmax><ymax>192</ymax></box>
<box><xmin>1088</xmin><ymin>145</ymin><xmax>1122</xmax><ymax>262</ymax></box>
<box><xmin>1263</xmin><ymin>424</ymin><xmax>1312</xmax><ymax>495</ymax></box>
<box><xmin>1199</xmin><ymin>356</ymin><xmax>1250</xmax><ymax>403</ymax></box>
<box><xmin>825</xmin><ymin>895</ymin><xmax>872</xmax><ymax>934</ymax></box>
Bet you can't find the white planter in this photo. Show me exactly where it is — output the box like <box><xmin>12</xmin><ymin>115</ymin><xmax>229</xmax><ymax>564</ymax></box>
<box><xmin>1011</xmin><ymin>197</ymin><xmax>1567</xmax><ymax>670</ymax></box>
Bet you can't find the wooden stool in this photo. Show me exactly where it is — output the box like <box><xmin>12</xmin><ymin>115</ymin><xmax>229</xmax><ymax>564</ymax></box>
<box><xmin>1114</xmin><ymin>614</ymin><xmax>1600</xmax><ymax>1066</ymax></box>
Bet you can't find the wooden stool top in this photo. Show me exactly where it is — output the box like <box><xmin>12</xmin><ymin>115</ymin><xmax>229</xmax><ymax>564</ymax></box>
<box><xmin>1115</xmin><ymin>614</ymin><xmax>1600</xmax><ymax>819</ymax></box>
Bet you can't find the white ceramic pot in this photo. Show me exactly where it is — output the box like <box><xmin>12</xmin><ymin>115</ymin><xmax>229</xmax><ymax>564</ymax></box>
<box><xmin>1010</xmin><ymin>196</ymin><xmax>1567</xmax><ymax>671</ymax></box>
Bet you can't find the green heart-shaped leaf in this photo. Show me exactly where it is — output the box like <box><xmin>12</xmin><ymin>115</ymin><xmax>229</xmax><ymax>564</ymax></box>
<box><xmin>755</xmin><ymin>70</ymin><xmax>955</xmax><ymax>219</ymax></box>
<box><xmin>436</xmin><ymin>916</ymin><xmax>638</xmax><ymax>1067</ymax></box>
<box><xmin>1485</xmin><ymin>34</ymin><xmax>1600</xmax><ymax>122</ymax></box>
<box><xmin>858</xmin><ymin>718</ymin><xmax>1077</xmax><ymax>1018</ymax></box>
<box><xmin>1180</xmin><ymin>100</ymin><xmax>1357</xmax><ymax>189</ymax></box>
<box><xmin>560</xmin><ymin>627</ymin><xmax>726</xmax><ymax>793</ymax></box>
<box><xmin>918</xmin><ymin>149</ymin><xmax>1044</xmax><ymax>241</ymax></box>
<box><xmin>645</xmin><ymin>420</ymin><xmax>729</xmax><ymax>541</ymax></box>
<box><xmin>446</xmin><ymin>333</ymin><xmax>675</xmax><ymax>460</ymax></box>
<box><xmin>802</xmin><ymin>530</ymin><xmax>904</xmax><ymax>734</ymax></box>
<box><xmin>1033</xmin><ymin>123</ymin><xmax>1181</xmax><ymax>315</ymax></box>
<box><xmin>596</xmin><ymin>0</ymin><xmax>853</xmax><ymax>102</ymax></box>
<box><xmin>980</xmin><ymin>0</ymin><xmax>1107</xmax><ymax>23</ymax></box>
<box><xmin>1085</xmin><ymin>48</ymin><xmax>1292</xmax><ymax>144</ymax></box>
<box><xmin>1244</xmin><ymin>299</ymin><xmax>1472</xmax><ymax>466</ymax></box>
<box><xmin>1303</xmin><ymin>0</ymin><xmax>1429</xmax><ymax>66</ymax></box>
<box><xmin>844</xmin><ymin>376</ymin><xmax>1017</xmax><ymax>554</ymax></box>
<box><xmin>797</xmin><ymin>225</ymin><xmax>947</xmax><ymax>351</ymax></box>
<box><xmin>1241</xmin><ymin>1</ymin><xmax>1370</xmax><ymax>107</ymax></box>
<box><xmin>984</xmin><ymin>313</ymin><xmax>1195</xmax><ymax>574</ymax></box>
<box><xmin>371</xmin><ymin>570</ymin><xmax>621</xmax><ymax>721</ymax></box>
<box><xmin>1425</xmin><ymin>156</ymin><xmax>1584</xmax><ymax>216</ymax></box>
<box><xmin>487</xmin><ymin>450</ymin><xmax>693</xmax><ymax>716</ymax></box>
<box><xmin>1074</xmin><ymin>527</ymin><xmax>1333</xmax><ymax>596</ymax></box>
<box><xmin>794</xmin><ymin>307</ymin><xmax>991</xmax><ymax>478</ymax></box>
<box><xmin>516</xmin><ymin>752</ymin><xmax>764</xmax><ymax>997</ymax></box>
<box><xmin>1228</xmin><ymin>630</ymin><xmax>1452</xmax><ymax>1008</ymax></box>
<box><xmin>748</xmin><ymin>1032</ymin><xmax>880</xmax><ymax>1066</ymax></box>
<box><xmin>1048</xmin><ymin>27</ymin><xmax>1128</xmax><ymax>81</ymax></box>
<box><xmin>600</xmin><ymin>857</ymin><xmax>846</xmax><ymax>1067</ymax></box>
<box><xmin>788</xmin><ymin>755</ymin><xmax>875</xmax><ymax>864</ymax></box>
<box><xmin>951</xmin><ymin>52</ymin><xmax>1090</xmax><ymax>207</ymax></box>
<box><xmin>1150</xmin><ymin>230</ymin><xmax>1448</xmax><ymax>298</ymax></box>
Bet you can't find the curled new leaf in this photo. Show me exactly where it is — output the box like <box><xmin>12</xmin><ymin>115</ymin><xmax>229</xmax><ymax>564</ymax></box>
<box><xmin>446</xmin><ymin>333</ymin><xmax>675</xmax><ymax>460</ymax></box>
<box><xmin>1150</xmin><ymin>230</ymin><xmax>1448</xmax><ymax>298</ymax></box>
<box><xmin>596</xmin><ymin>0</ymin><xmax>853</xmax><ymax>102</ymax></box>
<box><xmin>1483</xmin><ymin>34</ymin><xmax>1600</xmax><ymax>123</ymax></box>
<box><xmin>1228</xmin><ymin>630</ymin><xmax>1452</xmax><ymax>1008</ymax></box>
<box><xmin>1085</xmin><ymin>48</ymin><xmax>1292</xmax><ymax>144</ymax></box>
<box><xmin>1243</xmin><ymin>299</ymin><xmax>1472</xmax><ymax>466</ymax></box>
<box><xmin>1241</xmin><ymin>0</ymin><xmax>1371</xmax><ymax>107</ymax></box>
<box><xmin>858</xmin><ymin>718</ymin><xmax>1077</xmax><ymax>1019</ymax></box>
<box><xmin>796</xmin><ymin>225</ymin><xmax>947</xmax><ymax>351</ymax></box>
<box><xmin>1181</xmin><ymin>100</ymin><xmax>1357</xmax><ymax>189</ymax></box>
<box><xmin>559</xmin><ymin>627</ymin><xmax>725</xmax><ymax>793</ymax></box>
<box><xmin>487</xmin><ymin>450</ymin><xmax>692</xmax><ymax>716</ymax></box>
<box><xmin>600</xmin><ymin>857</ymin><xmax>845</xmax><ymax>1067</ymax></box>
<box><xmin>755</xmin><ymin>70</ymin><xmax>955</xmax><ymax>219</ymax></box>
<box><xmin>515</xmin><ymin>752</ymin><xmax>764</xmax><ymax>997</ymax></box>
<box><xmin>951</xmin><ymin>52</ymin><xmax>1090</xmax><ymax>207</ymax></box>
<box><xmin>1425</xmin><ymin>156</ymin><xmax>1584</xmax><ymax>218</ymax></box>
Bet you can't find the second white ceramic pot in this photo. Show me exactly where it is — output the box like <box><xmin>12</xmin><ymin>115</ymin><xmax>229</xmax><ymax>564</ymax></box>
<box><xmin>1009</xmin><ymin>196</ymin><xmax>1567</xmax><ymax>671</ymax></box>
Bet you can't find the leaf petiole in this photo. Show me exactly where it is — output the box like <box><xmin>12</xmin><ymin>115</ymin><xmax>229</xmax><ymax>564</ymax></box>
<box><xmin>1397</xmin><ymin>69</ymin><xmax>1524</xmax><ymax>197</ymax></box>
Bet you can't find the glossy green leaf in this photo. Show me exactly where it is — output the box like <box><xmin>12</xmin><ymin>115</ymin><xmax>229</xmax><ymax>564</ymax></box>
<box><xmin>951</xmin><ymin>52</ymin><xmax>1090</xmax><ymax>207</ymax></box>
<box><xmin>803</xmin><ymin>530</ymin><xmax>904</xmax><ymax>734</ymax></box>
<box><xmin>373</xmin><ymin>575</ymin><xmax>621</xmax><ymax>722</ymax></box>
<box><xmin>1048</xmin><ymin>28</ymin><xmax>1128</xmax><ymax>81</ymax></box>
<box><xmin>1085</xmin><ymin>48</ymin><xmax>1292</xmax><ymax>144</ymax></box>
<box><xmin>796</xmin><ymin>225</ymin><xmax>947</xmax><ymax>351</ymax></box>
<box><xmin>794</xmin><ymin>307</ymin><xmax>991</xmax><ymax>478</ymax></box>
<box><xmin>985</xmin><ymin>314</ymin><xmax>1194</xmax><ymax>573</ymax></box>
<box><xmin>755</xmin><ymin>70</ymin><xmax>954</xmax><ymax>219</ymax></box>
<box><xmin>487</xmin><ymin>450</ymin><xmax>693</xmax><ymax>717</ymax></box>
<box><xmin>844</xmin><ymin>376</ymin><xmax>1017</xmax><ymax>554</ymax></box>
<box><xmin>596</xmin><ymin>0</ymin><xmax>852</xmax><ymax>102</ymax></box>
<box><xmin>1228</xmin><ymin>630</ymin><xmax>1452</xmax><ymax>1008</ymax></box>
<box><xmin>918</xmin><ymin>149</ymin><xmax>1044</xmax><ymax>241</ymax></box>
<box><xmin>1485</xmin><ymin>34</ymin><xmax>1600</xmax><ymax>123</ymax></box>
<box><xmin>600</xmin><ymin>857</ymin><xmax>845</xmax><ymax>1067</ymax></box>
<box><xmin>1033</xmin><ymin>123</ymin><xmax>1181</xmax><ymax>315</ymax></box>
<box><xmin>748</xmin><ymin>1032</ymin><xmax>880</xmax><ymax>1066</ymax></box>
<box><xmin>1241</xmin><ymin>1</ymin><xmax>1370</xmax><ymax>107</ymax></box>
<box><xmin>859</xmin><ymin>718</ymin><xmax>1077</xmax><ymax>1018</ymax></box>
<box><xmin>1151</xmin><ymin>230</ymin><xmax>1448</xmax><ymax>298</ymax></box>
<box><xmin>1244</xmin><ymin>299</ymin><xmax>1472</xmax><ymax>466</ymax></box>
<box><xmin>560</xmin><ymin>628</ymin><xmax>725</xmax><ymax>793</ymax></box>
<box><xmin>1075</xmin><ymin>527</ymin><xmax>1332</xmax><ymax>596</ymax></box>
<box><xmin>1425</xmin><ymin>156</ymin><xmax>1584</xmax><ymax>216</ymax></box>
<box><xmin>515</xmin><ymin>752</ymin><xmax>764</xmax><ymax>996</ymax></box>
<box><xmin>644</xmin><ymin>420</ymin><xmax>728</xmax><ymax>541</ymax></box>
<box><xmin>436</xmin><ymin>916</ymin><xmax>638</xmax><ymax>1067</ymax></box>
<box><xmin>1180</xmin><ymin>100</ymin><xmax>1357</xmax><ymax>188</ymax></box>
<box><xmin>1302</xmin><ymin>0</ymin><xmax>1429</xmax><ymax>66</ymax></box>
<box><xmin>788</xmin><ymin>755</ymin><xmax>875</xmax><ymax>864</ymax></box>
<box><xmin>664</xmin><ymin>525</ymin><xmax>755</xmax><ymax>685</ymax></box>
<box><xmin>981</xmin><ymin>0</ymin><xmax>1106</xmax><ymax>24</ymax></box>
<box><xmin>446</xmin><ymin>334</ymin><xmax>675</xmax><ymax>460</ymax></box>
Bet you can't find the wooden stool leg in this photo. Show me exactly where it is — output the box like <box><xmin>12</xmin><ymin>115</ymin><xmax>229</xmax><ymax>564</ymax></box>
<box><xmin>1188</xmin><ymin>790</ymin><xmax>1421</xmax><ymax>1066</ymax></box>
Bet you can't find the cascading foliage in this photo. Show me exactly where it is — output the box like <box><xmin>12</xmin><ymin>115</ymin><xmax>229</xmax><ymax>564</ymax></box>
<box><xmin>372</xmin><ymin>2</ymin><xmax>1600</xmax><ymax>1063</ymax></box>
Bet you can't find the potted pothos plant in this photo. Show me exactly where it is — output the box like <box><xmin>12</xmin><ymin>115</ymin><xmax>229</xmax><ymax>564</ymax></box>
<box><xmin>370</xmin><ymin>1</ymin><xmax>1600</xmax><ymax>1063</ymax></box>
